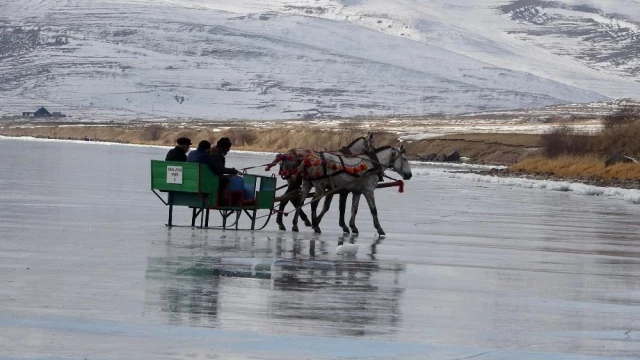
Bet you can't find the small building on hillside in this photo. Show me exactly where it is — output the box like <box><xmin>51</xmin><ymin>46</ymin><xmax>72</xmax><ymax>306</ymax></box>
<box><xmin>34</xmin><ymin>107</ymin><xmax>52</xmax><ymax>117</ymax></box>
<box><xmin>22</xmin><ymin>107</ymin><xmax>66</xmax><ymax>118</ymax></box>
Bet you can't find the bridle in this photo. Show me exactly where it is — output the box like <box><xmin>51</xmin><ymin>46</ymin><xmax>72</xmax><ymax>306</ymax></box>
<box><xmin>389</xmin><ymin>147</ymin><xmax>400</xmax><ymax>169</ymax></box>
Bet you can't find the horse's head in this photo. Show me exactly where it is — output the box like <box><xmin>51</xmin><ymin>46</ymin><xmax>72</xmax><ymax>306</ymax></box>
<box><xmin>387</xmin><ymin>145</ymin><xmax>412</xmax><ymax>180</ymax></box>
<box><xmin>270</xmin><ymin>149</ymin><xmax>307</xmax><ymax>179</ymax></box>
<box><xmin>345</xmin><ymin>132</ymin><xmax>376</xmax><ymax>155</ymax></box>
<box><xmin>365</xmin><ymin>132</ymin><xmax>376</xmax><ymax>152</ymax></box>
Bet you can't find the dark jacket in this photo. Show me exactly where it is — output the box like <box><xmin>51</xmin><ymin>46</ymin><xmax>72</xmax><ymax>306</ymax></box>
<box><xmin>187</xmin><ymin>149</ymin><xmax>221</xmax><ymax>175</ymax></box>
<box><xmin>165</xmin><ymin>146</ymin><xmax>188</xmax><ymax>162</ymax></box>
<box><xmin>210</xmin><ymin>147</ymin><xmax>238</xmax><ymax>175</ymax></box>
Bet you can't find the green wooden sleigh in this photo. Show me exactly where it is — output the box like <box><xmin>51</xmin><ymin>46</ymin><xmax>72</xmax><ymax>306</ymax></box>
<box><xmin>150</xmin><ymin>160</ymin><xmax>277</xmax><ymax>230</ymax></box>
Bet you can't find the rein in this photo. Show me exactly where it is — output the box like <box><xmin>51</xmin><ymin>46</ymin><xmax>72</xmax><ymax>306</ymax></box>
<box><xmin>242</xmin><ymin>162</ymin><xmax>278</xmax><ymax>171</ymax></box>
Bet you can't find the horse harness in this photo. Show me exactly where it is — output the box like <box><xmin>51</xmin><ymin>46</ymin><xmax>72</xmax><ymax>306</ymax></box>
<box><xmin>270</xmin><ymin>144</ymin><xmax>393</xmax><ymax>183</ymax></box>
<box><xmin>299</xmin><ymin>151</ymin><xmax>386</xmax><ymax>181</ymax></box>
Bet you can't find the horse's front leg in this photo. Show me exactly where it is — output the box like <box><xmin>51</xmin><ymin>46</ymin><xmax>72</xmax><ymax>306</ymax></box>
<box><xmin>338</xmin><ymin>191</ymin><xmax>350</xmax><ymax>233</ymax></box>
<box><xmin>292</xmin><ymin>181</ymin><xmax>312</xmax><ymax>233</ymax></box>
<box><xmin>315</xmin><ymin>192</ymin><xmax>334</xmax><ymax>228</ymax></box>
<box><xmin>291</xmin><ymin>190</ymin><xmax>312</xmax><ymax>228</ymax></box>
<box><xmin>349</xmin><ymin>192</ymin><xmax>361</xmax><ymax>235</ymax></box>
<box><xmin>310</xmin><ymin>185</ymin><xmax>324</xmax><ymax>234</ymax></box>
<box><xmin>290</xmin><ymin>177</ymin><xmax>311</xmax><ymax>228</ymax></box>
<box><xmin>363</xmin><ymin>191</ymin><xmax>384</xmax><ymax>236</ymax></box>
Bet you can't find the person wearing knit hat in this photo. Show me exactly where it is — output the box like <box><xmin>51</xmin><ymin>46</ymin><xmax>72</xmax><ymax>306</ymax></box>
<box><xmin>165</xmin><ymin>137</ymin><xmax>192</xmax><ymax>162</ymax></box>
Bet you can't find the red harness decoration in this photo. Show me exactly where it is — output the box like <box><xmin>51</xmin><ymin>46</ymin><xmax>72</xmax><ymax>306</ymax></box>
<box><xmin>268</xmin><ymin>149</ymin><xmax>374</xmax><ymax>181</ymax></box>
<box><xmin>298</xmin><ymin>152</ymin><xmax>370</xmax><ymax>180</ymax></box>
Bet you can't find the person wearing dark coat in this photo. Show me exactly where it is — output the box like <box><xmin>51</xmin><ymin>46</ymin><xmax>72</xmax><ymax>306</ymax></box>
<box><xmin>210</xmin><ymin>138</ymin><xmax>240</xmax><ymax>205</ymax></box>
<box><xmin>187</xmin><ymin>140</ymin><xmax>221</xmax><ymax>175</ymax></box>
<box><xmin>187</xmin><ymin>139</ymin><xmax>238</xmax><ymax>205</ymax></box>
<box><xmin>210</xmin><ymin>137</ymin><xmax>239</xmax><ymax>175</ymax></box>
<box><xmin>165</xmin><ymin>137</ymin><xmax>191</xmax><ymax>162</ymax></box>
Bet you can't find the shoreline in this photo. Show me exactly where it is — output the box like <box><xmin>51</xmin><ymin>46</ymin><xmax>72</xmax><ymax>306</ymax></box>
<box><xmin>0</xmin><ymin>123</ymin><xmax>539</xmax><ymax>165</ymax></box>
<box><xmin>2</xmin><ymin>132</ymin><xmax>639</xmax><ymax>193</ymax></box>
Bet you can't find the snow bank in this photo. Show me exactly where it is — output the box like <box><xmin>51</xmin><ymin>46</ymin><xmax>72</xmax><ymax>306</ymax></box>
<box><xmin>409</xmin><ymin>161</ymin><xmax>507</xmax><ymax>171</ymax></box>
<box><xmin>412</xmin><ymin>166</ymin><xmax>640</xmax><ymax>204</ymax></box>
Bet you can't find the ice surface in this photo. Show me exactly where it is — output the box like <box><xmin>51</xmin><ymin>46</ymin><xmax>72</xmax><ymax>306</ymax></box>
<box><xmin>0</xmin><ymin>137</ymin><xmax>639</xmax><ymax>359</ymax></box>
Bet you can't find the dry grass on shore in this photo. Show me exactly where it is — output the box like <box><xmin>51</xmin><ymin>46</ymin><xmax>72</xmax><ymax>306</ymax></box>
<box><xmin>511</xmin><ymin>106</ymin><xmax>640</xmax><ymax>181</ymax></box>
<box><xmin>510</xmin><ymin>156</ymin><xmax>640</xmax><ymax>180</ymax></box>
<box><xmin>0</xmin><ymin>125</ymin><xmax>399</xmax><ymax>153</ymax></box>
<box><xmin>0</xmin><ymin>124</ymin><xmax>538</xmax><ymax>165</ymax></box>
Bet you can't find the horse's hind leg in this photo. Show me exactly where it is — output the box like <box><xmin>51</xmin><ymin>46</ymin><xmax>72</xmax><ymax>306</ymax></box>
<box><xmin>363</xmin><ymin>191</ymin><xmax>384</xmax><ymax>236</ymax></box>
<box><xmin>349</xmin><ymin>193</ymin><xmax>361</xmax><ymax>235</ymax></box>
<box><xmin>338</xmin><ymin>192</ymin><xmax>350</xmax><ymax>233</ymax></box>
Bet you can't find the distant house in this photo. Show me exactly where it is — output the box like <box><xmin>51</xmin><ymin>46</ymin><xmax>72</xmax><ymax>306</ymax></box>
<box><xmin>34</xmin><ymin>107</ymin><xmax>51</xmax><ymax>117</ymax></box>
<box><xmin>22</xmin><ymin>107</ymin><xmax>66</xmax><ymax>118</ymax></box>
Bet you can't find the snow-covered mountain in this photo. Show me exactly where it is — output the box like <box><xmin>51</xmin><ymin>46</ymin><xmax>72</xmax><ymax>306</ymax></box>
<box><xmin>1</xmin><ymin>0</ymin><xmax>639</xmax><ymax>121</ymax></box>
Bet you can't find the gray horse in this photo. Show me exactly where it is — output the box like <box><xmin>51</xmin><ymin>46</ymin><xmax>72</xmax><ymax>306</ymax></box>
<box><xmin>293</xmin><ymin>145</ymin><xmax>412</xmax><ymax>236</ymax></box>
<box><xmin>265</xmin><ymin>134</ymin><xmax>376</xmax><ymax>232</ymax></box>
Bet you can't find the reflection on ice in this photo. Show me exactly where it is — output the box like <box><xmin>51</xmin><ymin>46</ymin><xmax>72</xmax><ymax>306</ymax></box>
<box><xmin>145</xmin><ymin>232</ymin><xmax>406</xmax><ymax>336</ymax></box>
<box><xmin>270</xmin><ymin>259</ymin><xmax>404</xmax><ymax>336</ymax></box>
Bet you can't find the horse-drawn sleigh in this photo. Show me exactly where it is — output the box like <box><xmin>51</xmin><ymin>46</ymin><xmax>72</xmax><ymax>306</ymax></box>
<box><xmin>150</xmin><ymin>135</ymin><xmax>411</xmax><ymax>234</ymax></box>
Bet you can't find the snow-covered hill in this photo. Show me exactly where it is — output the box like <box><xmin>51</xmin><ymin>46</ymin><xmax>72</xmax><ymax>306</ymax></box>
<box><xmin>1</xmin><ymin>0</ymin><xmax>639</xmax><ymax>121</ymax></box>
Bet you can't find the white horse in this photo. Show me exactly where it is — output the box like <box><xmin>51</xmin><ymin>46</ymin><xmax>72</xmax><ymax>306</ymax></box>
<box><xmin>293</xmin><ymin>145</ymin><xmax>412</xmax><ymax>236</ymax></box>
<box><xmin>265</xmin><ymin>134</ymin><xmax>376</xmax><ymax>232</ymax></box>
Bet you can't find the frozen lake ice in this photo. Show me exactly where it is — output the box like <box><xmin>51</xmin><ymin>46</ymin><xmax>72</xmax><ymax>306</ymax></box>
<box><xmin>0</xmin><ymin>137</ymin><xmax>639</xmax><ymax>359</ymax></box>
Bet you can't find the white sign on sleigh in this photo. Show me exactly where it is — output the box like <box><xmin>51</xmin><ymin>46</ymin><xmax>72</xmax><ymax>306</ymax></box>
<box><xmin>166</xmin><ymin>166</ymin><xmax>183</xmax><ymax>184</ymax></box>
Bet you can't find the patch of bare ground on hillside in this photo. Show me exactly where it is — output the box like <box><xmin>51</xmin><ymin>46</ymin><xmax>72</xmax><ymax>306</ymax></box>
<box><xmin>0</xmin><ymin>123</ymin><xmax>540</xmax><ymax>165</ymax></box>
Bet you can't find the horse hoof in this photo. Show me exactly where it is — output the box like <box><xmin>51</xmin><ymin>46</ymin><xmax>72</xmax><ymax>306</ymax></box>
<box><xmin>292</xmin><ymin>225</ymin><xmax>299</xmax><ymax>233</ymax></box>
<box><xmin>351</xmin><ymin>228</ymin><xmax>359</xmax><ymax>235</ymax></box>
<box><xmin>313</xmin><ymin>227</ymin><xmax>322</xmax><ymax>234</ymax></box>
<box><xmin>341</xmin><ymin>227</ymin><xmax>350</xmax><ymax>234</ymax></box>
<box><xmin>278</xmin><ymin>225</ymin><xmax>286</xmax><ymax>231</ymax></box>
<box><xmin>377</xmin><ymin>230</ymin><xmax>386</xmax><ymax>237</ymax></box>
